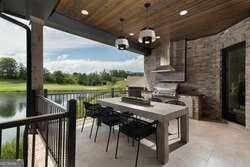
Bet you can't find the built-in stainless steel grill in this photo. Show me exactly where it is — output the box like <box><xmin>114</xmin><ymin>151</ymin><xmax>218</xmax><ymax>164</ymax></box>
<box><xmin>151</xmin><ymin>83</ymin><xmax>179</xmax><ymax>102</ymax></box>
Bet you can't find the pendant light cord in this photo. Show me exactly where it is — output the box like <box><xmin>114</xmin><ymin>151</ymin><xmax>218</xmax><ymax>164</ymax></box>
<box><xmin>144</xmin><ymin>3</ymin><xmax>150</xmax><ymax>28</ymax></box>
<box><xmin>120</xmin><ymin>18</ymin><xmax>124</xmax><ymax>36</ymax></box>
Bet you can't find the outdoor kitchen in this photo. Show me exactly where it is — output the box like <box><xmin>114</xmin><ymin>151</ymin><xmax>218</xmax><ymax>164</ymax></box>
<box><xmin>127</xmin><ymin>40</ymin><xmax>203</xmax><ymax>120</ymax></box>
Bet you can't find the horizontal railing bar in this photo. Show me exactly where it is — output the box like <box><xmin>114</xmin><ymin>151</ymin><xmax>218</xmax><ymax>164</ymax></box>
<box><xmin>37</xmin><ymin>96</ymin><xmax>67</xmax><ymax>111</ymax></box>
<box><xmin>0</xmin><ymin>112</ymin><xmax>68</xmax><ymax>129</ymax></box>
<box><xmin>47</xmin><ymin>90</ymin><xmax>127</xmax><ymax>95</ymax></box>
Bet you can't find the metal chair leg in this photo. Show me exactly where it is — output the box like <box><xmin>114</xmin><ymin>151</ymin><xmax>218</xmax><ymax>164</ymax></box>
<box><xmin>155</xmin><ymin>132</ymin><xmax>158</xmax><ymax>159</ymax></box>
<box><xmin>177</xmin><ymin>118</ymin><xmax>180</xmax><ymax>138</ymax></box>
<box><xmin>135</xmin><ymin>140</ymin><xmax>140</xmax><ymax>167</ymax></box>
<box><xmin>106</xmin><ymin>126</ymin><xmax>112</xmax><ymax>152</ymax></box>
<box><xmin>89</xmin><ymin>118</ymin><xmax>95</xmax><ymax>139</ymax></box>
<box><xmin>115</xmin><ymin>130</ymin><xmax>120</xmax><ymax>159</ymax></box>
<box><xmin>81</xmin><ymin>116</ymin><xmax>87</xmax><ymax>133</ymax></box>
<box><xmin>94</xmin><ymin>124</ymin><xmax>99</xmax><ymax>143</ymax></box>
<box><xmin>132</xmin><ymin>138</ymin><xmax>135</xmax><ymax>146</ymax></box>
<box><xmin>113</xmin><ymin>126</ymin><xmax>115</xmax><ymax>135</ymax></box>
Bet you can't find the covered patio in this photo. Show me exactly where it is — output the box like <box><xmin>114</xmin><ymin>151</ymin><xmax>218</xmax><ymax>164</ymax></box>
<box><xmin>27</xmin><ymin>117</ymin><xmax>250</xmax><ymax>167</ymax></box>
<box><xmin>75</xmin><ymin>118</ymin><xmax>250</xmax><ymax>167</ymax></box>
<box><xmin>0</xmin><ymin>0</ymin><xmax>250</xmax><ymax>167</ymax></box>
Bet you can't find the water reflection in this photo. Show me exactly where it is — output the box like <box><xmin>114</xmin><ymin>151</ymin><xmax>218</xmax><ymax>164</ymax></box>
<box><xmin>0</xmin><ymin>93</ymin><xmax>26</xmax><ymax>143</ymax></box>
<box><xmin>0</xmin><ymin>100</ymin><xmax>16</xmax><ymax>117</ymax></box>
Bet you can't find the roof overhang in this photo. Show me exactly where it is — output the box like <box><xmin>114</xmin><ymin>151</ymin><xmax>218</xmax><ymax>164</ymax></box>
<box><xmin>0</xmin><ymin>0</ymin><xmax>149</xmax><ymax>55</ymax></box>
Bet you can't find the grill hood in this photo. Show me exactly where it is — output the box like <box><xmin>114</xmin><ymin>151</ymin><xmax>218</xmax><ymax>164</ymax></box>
<box><xmin>151</xmin><ymin>40</ymin><xmax>175</xmax><ymax>73</ymax></box>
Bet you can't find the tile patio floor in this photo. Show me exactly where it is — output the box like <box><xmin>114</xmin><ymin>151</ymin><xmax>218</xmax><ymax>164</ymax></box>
<box><xmin>75</xmin><ymin>119</ymin><xmax>250</xmax><ymax>167</ymax></box>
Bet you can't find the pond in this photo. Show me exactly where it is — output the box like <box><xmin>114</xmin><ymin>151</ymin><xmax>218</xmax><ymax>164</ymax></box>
<box><xmin>0</xmin><ymin>93</ymin><xmax>26</xmax><ymax>144</ymax></box>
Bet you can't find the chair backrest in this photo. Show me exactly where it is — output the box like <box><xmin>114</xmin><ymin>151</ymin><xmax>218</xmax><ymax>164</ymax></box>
<box><xmin>99</xmin><ymin>106</ymin><xmax>116</xmax><ymax>117</ymax></box>
<box><xmin>83</xmin><ymin>101</ymin><xmax>92</xmax><ymax>110</ymax></box>
<box><xmin>151</xmin><ymin>98</ymin><xmax>162</xmax><ymax>102</ymax></box>
<box><xmin>83</xmin><ymin>102</ymin><xmax>101</xmax><ymax>111</ymax></box>
<box><xmin>166</xmin><ymin>100</ymin><xmax>186</xmax><ymax>106</ymax></box>
<box><xmin>122</xmin><ymin>115</ymin><xmax>159</xmax><ymax>128</ymax></box>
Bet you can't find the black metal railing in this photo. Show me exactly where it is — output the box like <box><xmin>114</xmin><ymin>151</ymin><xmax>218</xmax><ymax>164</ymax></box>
<box><xmin>46</xmin><ymin>89</ymin><xmax>127</xmax><ymax>119</ymax></box>
<box><xmin>36</xmin><ymin>96</ymin><xmax>72</xmax><ymax>167</ymax></box>
<box><xmin>0</xmin><ymin>97</ymin><xmax>76</xmax><ymax>167</ymax></box>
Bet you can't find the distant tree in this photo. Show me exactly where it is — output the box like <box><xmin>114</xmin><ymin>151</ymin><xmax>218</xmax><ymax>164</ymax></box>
<box><xmin>78</xmin><ymin>73</ymin><xmax>88</xmax><ymax>85</ymax></box>
<box><xmin>53</xmin><ymin>71</ymin><xmax>65</xmax><ymax>84</ymax></box>
<box><xmin>41</xmin><ymin>67</ymin><xmax>144</xmax><ymax>86</ymax></box>
<box><xmin>0</xmin><ymin>57</ymin><xmax>18</xmax><ymax>79</ymax></box>
<box><xmin>43</xmin><ymin>68</ymin><xmax>55</xmax><ymax>83</ymax></box>
<box><xmin>18</xmin><ymin>63</ymin><xmax>26</xmax><ymax>80</ymax></box>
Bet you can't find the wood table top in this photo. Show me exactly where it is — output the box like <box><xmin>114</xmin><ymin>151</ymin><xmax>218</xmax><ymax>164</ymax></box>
<box><xmin>97</xmin><ymin>97</ymin><xmax>188</xmax><ymax>120</ymax></box>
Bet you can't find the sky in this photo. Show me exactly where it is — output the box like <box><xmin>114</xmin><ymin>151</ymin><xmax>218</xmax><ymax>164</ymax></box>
<box><xmin>0</xmin><ymin>16</ymin><xmax>144</xmax><ymax>74</ymax></box>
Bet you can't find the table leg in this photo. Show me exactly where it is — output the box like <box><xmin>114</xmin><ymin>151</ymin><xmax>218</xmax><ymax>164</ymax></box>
<box><xmin>157</xmin><ymin>119</ymin><xmax>169</xmax><ymax>164</ymax></box>
<box><xmin>180</xmin><ymin>113</ymin><xmax>189</xmax><ymax>143</ymax></box>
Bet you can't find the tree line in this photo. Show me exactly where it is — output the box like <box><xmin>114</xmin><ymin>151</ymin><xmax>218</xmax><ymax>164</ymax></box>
<box><xmin>0</xmin><ymin>57</ymin><xmax>143</xmax><ymax>86</ymax></box>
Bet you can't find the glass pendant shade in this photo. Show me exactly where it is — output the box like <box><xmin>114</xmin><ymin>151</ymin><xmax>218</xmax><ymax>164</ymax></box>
<box><xmin>115</xmin><ymin>36</ymin><xmax>129</xmax><ymax>50</ymax></box>
<box><xmin>138</xmin><ymin>3</ymin><xmax>157</xmax><ymax>44</ymax></box>
<box><xmin>138</xmin><ymin>27</ymin><xmax>156</xmax><ymax>44</ymax></box>
<box><xmin>115</xmin><ymin>18</ymin><xmax>129</xmax><ymax>50</ymax></box>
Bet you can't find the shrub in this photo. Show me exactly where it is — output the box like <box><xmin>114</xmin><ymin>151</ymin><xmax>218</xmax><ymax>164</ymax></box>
<box><xmin>1</xmin><ymin>139</ymin><xmax>23</xmax><ymax>159</ymax></box>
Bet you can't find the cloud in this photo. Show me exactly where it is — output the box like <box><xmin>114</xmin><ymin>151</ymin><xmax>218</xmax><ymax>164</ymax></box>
<box><xmin>0</xmin><ymin>15</ymin><xmax>144</xmax><ymax>73</ymax></box>
<box><xmin>56</xmin><ymin>54</ymin><xmax>69</xmax><ymax>60</ymax></box>
<box><xmin>0</xmin><ymin>17</ymin><xmax>105</xmax><ymax>63</ymax></box>
<box><xmin>45</xmin><ymin>55</ymin><xmax>144</xmax><ymax>74</ymax></box>
<box><xmin>0</xmin><ymin>16</ymin><xmax>27</xmax><ymax>64</ymax></box>
<box><xmin>44</xmin><ymin>27</ymin><xmax>105</xmax><ymax>51</ymax></box>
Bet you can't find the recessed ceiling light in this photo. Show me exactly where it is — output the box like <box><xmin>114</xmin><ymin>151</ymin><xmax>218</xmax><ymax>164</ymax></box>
<box><xmin>156</xmin><ymin>36</ymin><xmax>160</xmax><ymax>39</ymax></box>
<box><xmin>81</xmin><ymin>10</ymin><xmax>89</xmax><ymax>15</ymax></box>
<box><xmin>129</xmin><ymin>33</ymin><xmax>134</xmax><ymax>36</ymax></box>
<box><xmin>179</xmin><ymin>10</ymin><xmax>188</xmax><ymax>16</ymax></box>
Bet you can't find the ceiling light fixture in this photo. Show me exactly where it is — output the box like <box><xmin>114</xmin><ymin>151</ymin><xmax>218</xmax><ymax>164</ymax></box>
<box><xmin>115</xmin><ymin>18</ymin><xmax>129</xmax><ymax>50</ymax></box>
<box><xmin>156</xmin><ymin>36</ymin><xmax>160</xmax><ymax>39</ymax></box>
<box><xmin>138</xmin><ymin>3</ymin><xmax>156</xmax><ymax>44</ymax></box>
<box><xmin>179</xmin><ymin>10</ymin><xmax>188</xmax><ymax>16</ymax></box>
<box><xmin>81</xmin><ymin>9</ymin><xmax>89</xmax><ymax>15</ymax></box>
<box><xmin>129</xmin><ymin>33</ymin><xmax>134</xmax><ymax>36</ymax></box>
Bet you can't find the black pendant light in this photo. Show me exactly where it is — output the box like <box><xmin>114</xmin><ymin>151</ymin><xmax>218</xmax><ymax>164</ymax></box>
<box><xmin>138</xmin><ymin>3</ymin><xmax>156</xmax><ymax>44</ymax></box>
<box><xmin>115</xmin><ymin>18</ymin><xmax>129</xmax><ymax>50</ymax></box>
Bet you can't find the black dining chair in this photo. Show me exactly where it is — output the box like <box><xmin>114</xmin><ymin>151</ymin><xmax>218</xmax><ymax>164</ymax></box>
<box><xmin>94</xmin><ymin>106</ymin><xmax>133</xmax><ymax>152</ymax></box>
<box><xmin>81</xmin><ymin>102</ymin><xmax>101</xmax><ymax>139</ymax></box>
<box><xmin>115</xmin><ymin>116</ymin><xmax>159</xmax><ymax>167</ymax></box>
<box><xmin>93</xmin><ymin>106</ymin><xmax>121</xmax><ymax>152</ymax></box>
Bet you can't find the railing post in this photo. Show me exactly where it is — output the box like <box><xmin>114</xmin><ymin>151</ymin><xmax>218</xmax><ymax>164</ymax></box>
<box><xmin>29</xmin><ymin>89</ymin><xmax>37</xmax><ymax>117</ymax></box>
<box><xmin>44</xmin><ymin>89</ymin><xmax>48</xmax><ymax>98</ymax></box>
<box><xmin>66</xmin><ymin>99</ymin><xmax>76</xmax><ymax>167</ymax></box>
<box><xmin>111</xmin><ymin>88</ymin><xmax>115</xmax><ymax>98</ymax></box>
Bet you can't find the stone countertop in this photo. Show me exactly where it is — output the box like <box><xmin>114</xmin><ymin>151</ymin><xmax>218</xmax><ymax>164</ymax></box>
<box><xmin>97</xmin><ymin>97</ymin><xmax>188</xmax><ymax>120</ymax></box>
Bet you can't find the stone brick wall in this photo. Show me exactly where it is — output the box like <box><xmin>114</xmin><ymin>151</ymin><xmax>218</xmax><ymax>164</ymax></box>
<box><xmin>144</xmin><ymin>17</ymin><xmax>250</xmax><ymax>128</ymax></box>
<box><xmin>144</xmin><ymin>40</ymin><xmax>186</xmax><ymax>89</ymax></box>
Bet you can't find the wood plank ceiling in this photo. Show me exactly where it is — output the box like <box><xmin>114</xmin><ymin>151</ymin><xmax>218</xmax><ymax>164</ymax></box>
<box><xmin>56</xmin><ymin>0</ymin><xmax>250</xmax><ymax>47</ymax></box>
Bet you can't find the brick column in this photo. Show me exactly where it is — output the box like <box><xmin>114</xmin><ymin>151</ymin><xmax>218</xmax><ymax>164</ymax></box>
<box><xmin>31</xmin><ymin>17</ymin><xmax>44</xmax><ymax>94</ymax></box>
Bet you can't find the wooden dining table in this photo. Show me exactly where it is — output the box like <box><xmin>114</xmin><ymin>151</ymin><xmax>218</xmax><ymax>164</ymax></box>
<box><xmin>97</xmin><ymin>97</ymin><xmax>189</xmax><ymax>164</ymax></box>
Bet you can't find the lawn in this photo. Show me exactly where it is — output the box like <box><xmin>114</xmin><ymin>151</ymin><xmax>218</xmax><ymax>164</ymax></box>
<box><xmin>0</xmin><ymin>80</ymin><xmax>126</xmax><ymax>92</ymax></box>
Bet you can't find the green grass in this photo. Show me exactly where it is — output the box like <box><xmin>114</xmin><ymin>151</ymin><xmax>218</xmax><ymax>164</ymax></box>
<box><xmin>1</xmin><ymin>139</ymin><xmax>23</xmax><ymax>159</ymax></box>
<box><xmin>0</xmin><ymin>80</ymin><xmax>126</xmax><ymax>92</ymax></box>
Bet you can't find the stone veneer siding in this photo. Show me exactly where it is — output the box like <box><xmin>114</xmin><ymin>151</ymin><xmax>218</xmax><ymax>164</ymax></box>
<box><xmin>144</xmin><ymin>17</ymin><xmax>250</xmax><ymax>129</ymax></box>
